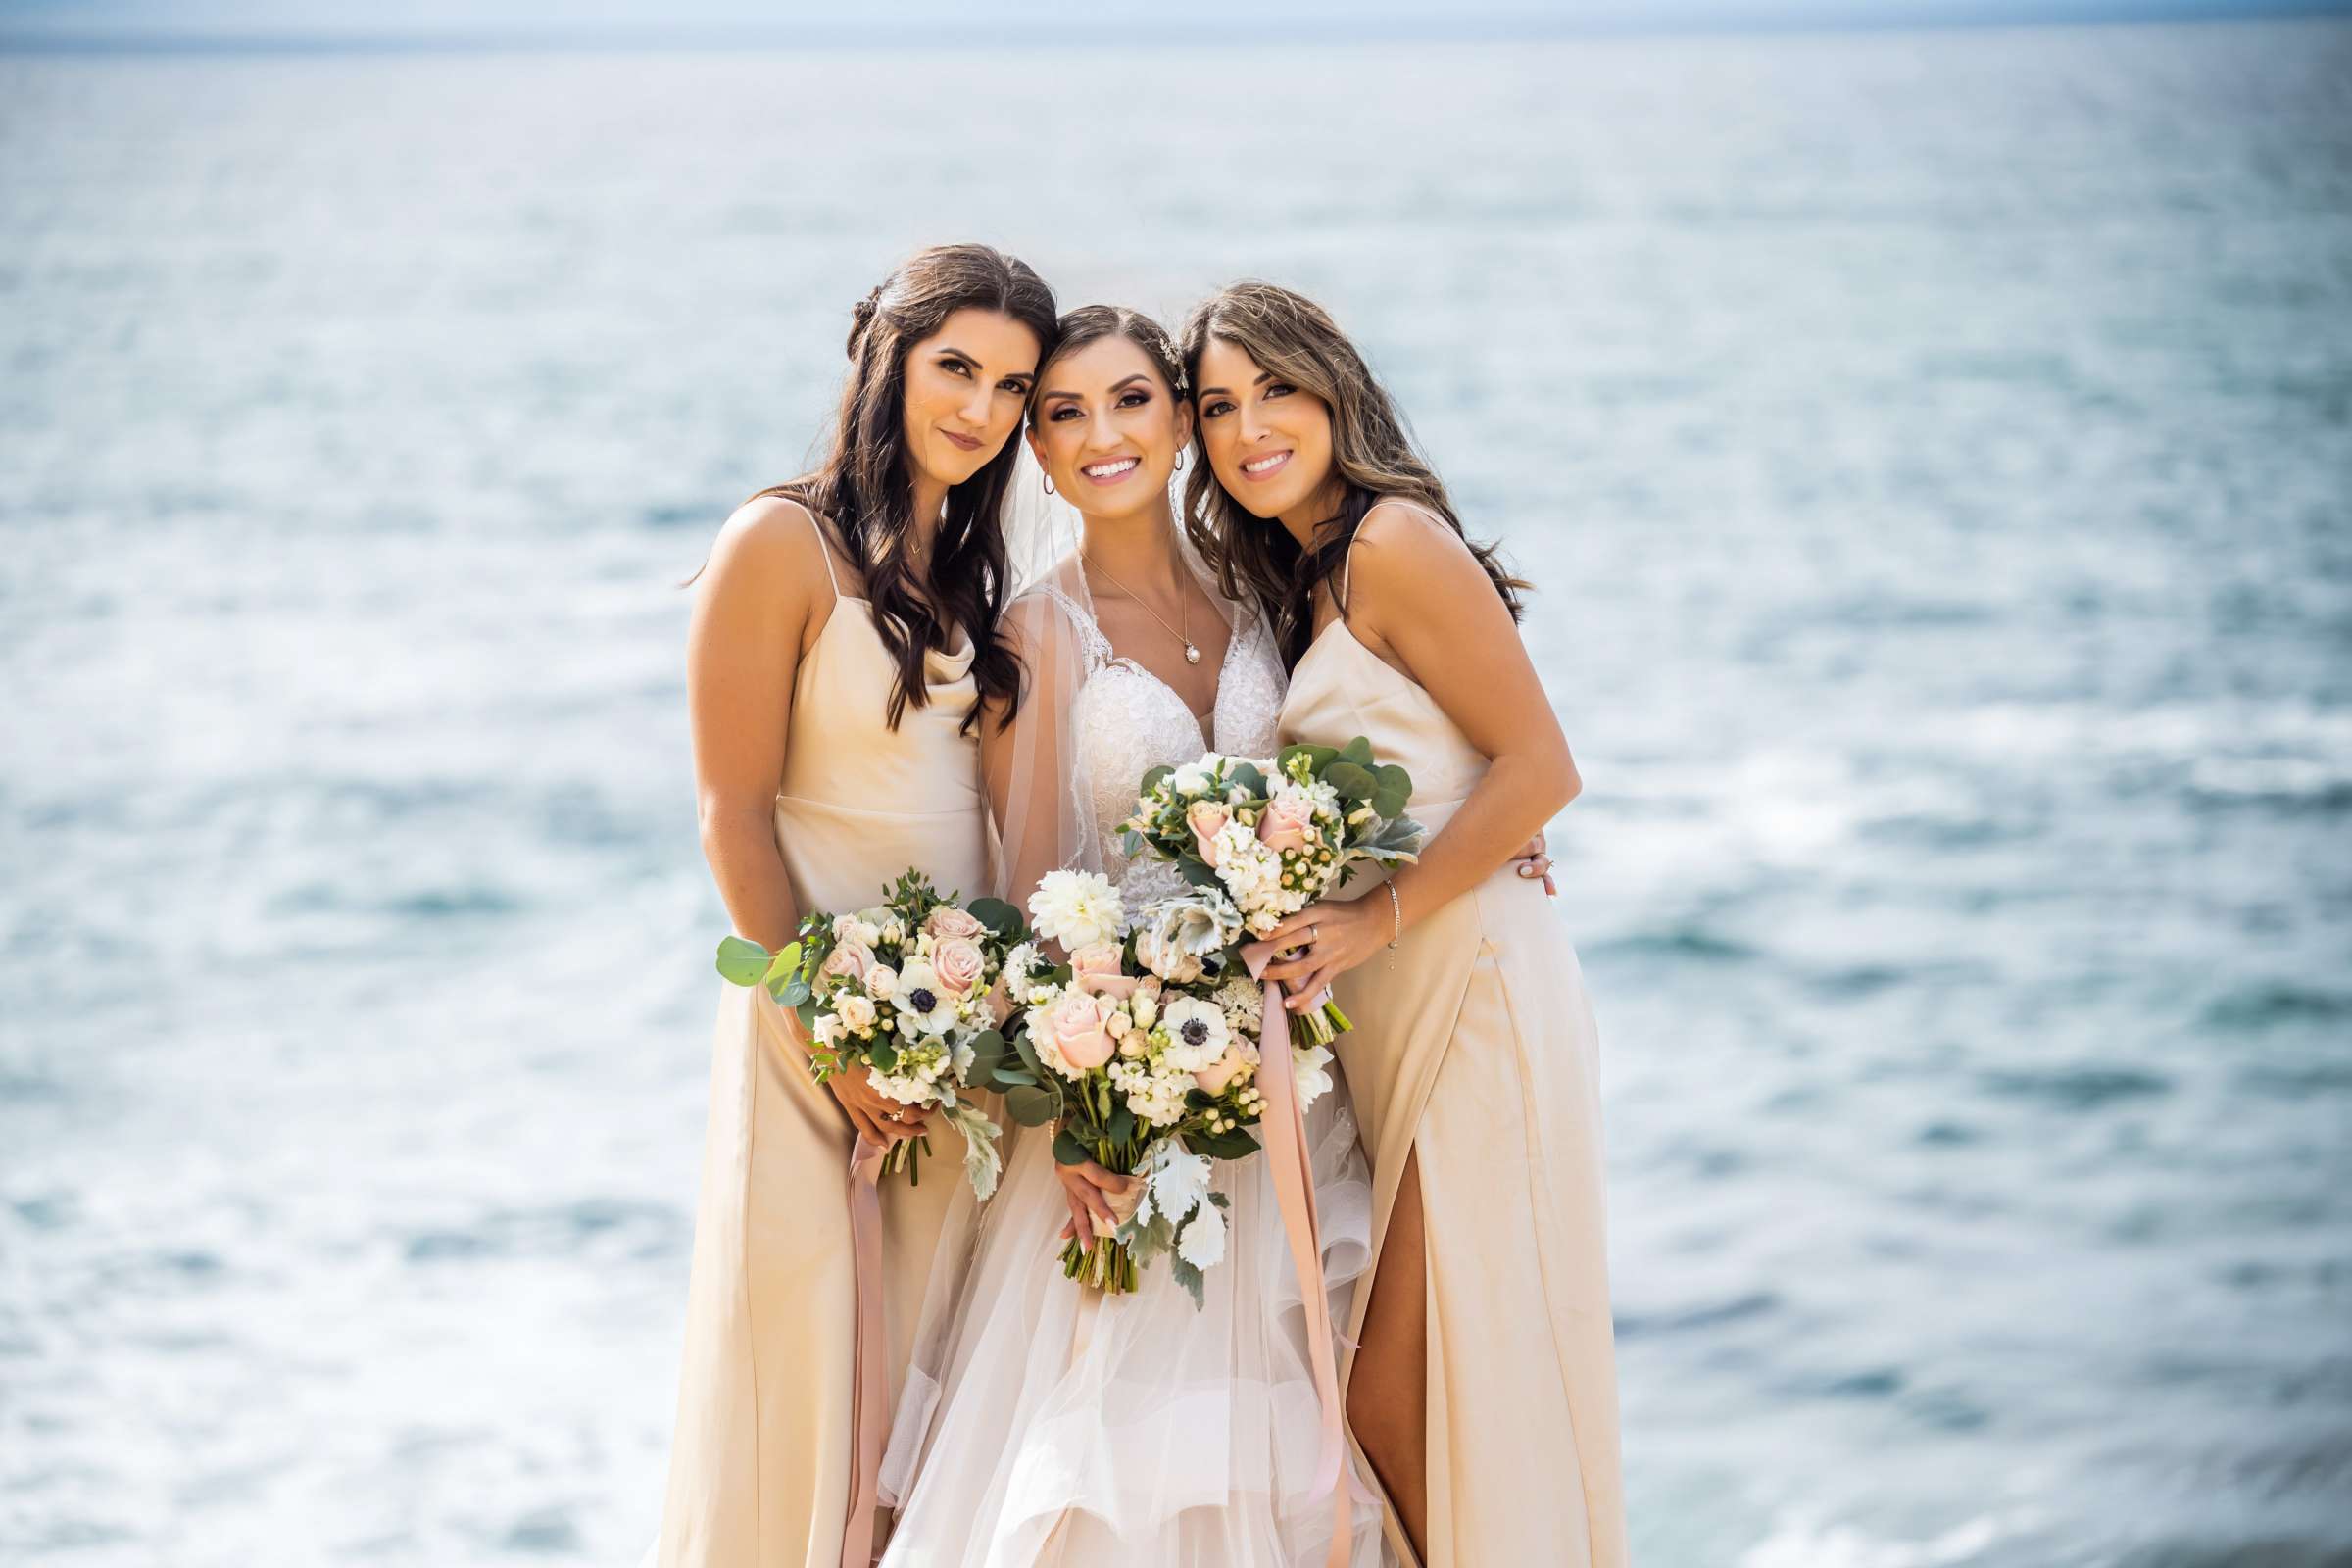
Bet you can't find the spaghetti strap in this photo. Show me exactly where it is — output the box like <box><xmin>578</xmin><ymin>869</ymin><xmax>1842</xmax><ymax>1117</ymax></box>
<box><xmin>804</xmin><ymin>506</ymin><xmax>844</xmax><ymax>600</ymax></box>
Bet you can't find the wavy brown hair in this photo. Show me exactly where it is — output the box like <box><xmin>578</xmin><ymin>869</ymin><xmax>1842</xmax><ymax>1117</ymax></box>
<box><xmin>753</xmin><ymin>242</ymin><xmax>1057</xmax><ymax>731</ymax></box>
<box><xmin>1178</xmin><ymin>280</ymin><xmax>1526</xmax><ymax>667</ymax></box>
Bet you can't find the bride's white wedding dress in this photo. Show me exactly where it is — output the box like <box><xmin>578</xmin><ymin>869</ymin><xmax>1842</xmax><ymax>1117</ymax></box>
<box><xmin>875</xmin><ymin>568</ymin><xmax>1392</xmax><ymax>1568</ymax></box>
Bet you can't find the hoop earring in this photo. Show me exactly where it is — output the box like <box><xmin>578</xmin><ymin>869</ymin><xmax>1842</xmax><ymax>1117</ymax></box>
<box><xmin>1042</xmin><ymin>473</ymin><xmax>1055</xmax><ymax>496</ymax></box>
<box><xmin>1173</xmin><ymin>449</ymin><xmax>1188</xmax><ymax>473</ymax></box>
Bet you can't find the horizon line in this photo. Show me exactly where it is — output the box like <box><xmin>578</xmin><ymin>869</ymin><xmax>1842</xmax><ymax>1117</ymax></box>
<box><xmin>3</xmin><ymin>3</ymin><xmax>2348</xmax><ymax>56</ymax></box>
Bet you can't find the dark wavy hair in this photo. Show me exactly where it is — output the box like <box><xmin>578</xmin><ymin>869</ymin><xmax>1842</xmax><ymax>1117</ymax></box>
<box><xmin>754</xmin><ymin>242</ymin><xmax>1057</xmax><ymax>731</ymax></box>
<box><xmin>1178</xmin><ymin>280</ymin><xmax>1526</xmax><ymax>667</ymax></box>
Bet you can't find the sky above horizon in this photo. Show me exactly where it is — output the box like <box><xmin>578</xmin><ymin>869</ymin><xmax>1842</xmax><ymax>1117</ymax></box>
<box><xmin>1</xmin><ymin>0</ymin><xmax>2341</xmax><ymax>41</ymax></box>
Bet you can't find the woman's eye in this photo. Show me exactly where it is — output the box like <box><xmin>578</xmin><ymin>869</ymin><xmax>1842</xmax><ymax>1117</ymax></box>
<box><xmin>997</xmin><ymin>378</ymin><xmax>1029</xmax><ymax>395</ymax></box>
<box><xmin>940</xmin><ymin>358</ymin><xmax>972</xmax><ymax>378</ymax></box>
<box><xmin>1201</xmin><ymin>399</ymin><xmax>1233</xmax><ymax>417</ymax></box>
<box><xmin>1049</xmin><ymin>405</ymin><xmax>1080</xmax><ymax>421</ymax></box>
<box><xmin>1264</xmin><ymin>382</ymin><xmax>1293</xmax><ymax>399</ymax></box>
<box><xmin>1117</xmin><ymin>391</ymin><xmax>1150</xmax><ymax>409</ymax></box>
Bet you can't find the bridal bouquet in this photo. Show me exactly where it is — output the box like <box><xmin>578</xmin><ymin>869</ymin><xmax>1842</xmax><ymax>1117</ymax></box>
<box><xmin>999</xmin><ymin>870</ymin><xmax>1338</xmax><ymax>1304</ymax></box>
<box><xmin>714</xmin><ymin>870</ymin><xmax>1031</xmax><ymax>1198</ymax></box>
<box><xmin>1117</xmin><ymin>737</ymin><xmax>1425</xmax><ymax>1044</ymax></box>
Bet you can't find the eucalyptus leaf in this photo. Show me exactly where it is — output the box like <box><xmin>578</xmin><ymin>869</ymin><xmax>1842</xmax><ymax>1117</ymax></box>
<box><xmin>1276</xmin><ymin>742</ymin><xmax>1337</xmax><ymax>777</ymax></box>
<box><xmin>1010</xmin><ymin>1027</ymin><xmax>1047</xmax><ymax>1081</ymax></box>
<box><xmin>967</xmin><ymin>897</ymin><xmax>1023</xmax><ymax>938</ymax></box>
<box><xmin>868</xmin><ymin>1039</ymin><xmax>899</xmax><ymax>1072</ymax></box>
<box><xmin>1325</xmin><ymin>760</ymin><xmax>1376</xmax><ymax>802</ymax></box>
<box><xmin>1108</xmin><ymin>1107</ymin><xmax>1136</xmax><ymax>1145</ymax></box>
<box><xmin>1140</xmin><ymin>762</ymin><xmax>1175</xmax><ymax>794</ymax></box>
<box><xmin>1340</xmin><ymin>735</ymin><xmax>1376</xmax><ymax>767</ymax></box>
<box><xmin>715</xmin><ymin>936</ymin><xmax>772</xmax><ymax>987</ymax></box>
<box><xmin>1178</xmin><ymin>858</ymin><xmax>1224</xmax><ymax>891</ymax></box>
<box><xmin>965</xmin><ymin>1028</ymin><xmax>1007</xmax><ymax>1080</ymax></box>
<box><xmin>760</xmin><ymin>941</ymin><xmax>804</xmax><ymax>988</ymax></box>
<box><xmin>1004</xmin><ymin>1084</ymin><xmax>1060</xmax><ymax>1126</ymax></box>
<box><xmin>1225</xmin><ymin>761</ymin><xmax>1267</xmax><ymax>799</ymax></box>
<box><xmin>794</xmin><ymin>1000</ymin><xmax>820</xmax><ymax>1035</ymax></box>
<box><xmin>1052</xmin><ymin>1129</ymin><xmax>1090</xmax><ymax>1166</ymax></box>
<box><xmin>1369</xmin><ymin>764</ymin><xmax>1413</xmax><ymax>820</ymax></box>
<box><xmin>1184</xmin><ymin>1126</ymin><xmax>1261</xmax><ymax>1160</ymax></box>
<box><xmin>989</xmin><ymin>1066</ymin><xmax>1039</xmax><ymax>1090</ymax></box>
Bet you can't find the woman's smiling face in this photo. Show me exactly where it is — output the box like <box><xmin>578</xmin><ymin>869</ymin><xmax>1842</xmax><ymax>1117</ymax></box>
<box><xmin>1027</xmin><ymin>333</ymin><xmax>1191</xmax><ymax>520</ymax></box>
<box><xmin>899</xmin><ymin>307</ymin><xmax>1043</xmax><ymax>488</ymax></box>
<box><xmin>1192</xmin><ymin>335</ymin><xmax>1336</xmax><ymax>520</ymax></box>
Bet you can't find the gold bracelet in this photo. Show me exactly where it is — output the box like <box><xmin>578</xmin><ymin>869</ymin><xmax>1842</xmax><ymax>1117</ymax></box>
<box><xmin>1384</xmin><ymin>882</ymin><xmax>1402</xmax><ymax>966</ymax></box>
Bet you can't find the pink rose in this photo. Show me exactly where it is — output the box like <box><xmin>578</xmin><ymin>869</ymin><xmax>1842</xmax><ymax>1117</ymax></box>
<box><xmin>923</xmin><ymin>906</ymin><xmax>988</xmax><ymax>942</ymax></box>
<box><xmin>1256</xmin><ymin>791</ymin><xmax>1318</xmax><ymax>854</ymax></box>
<box><xmin>1068</xmin><ymin>940</ymin><xmax>1138</xmax><ymax>1001</ymax></box>
<box><xmin>1195</xmin><ymin>1040</ymin><xmax>1253</xmax><ymax>1096</ymax></box>
<box><xmin>931</xmin><ymin>936</ymin><xmax>986</xmax><ymax>997</ymax></box>
<box><xmin>1186</xmin><ymin>800</ymin><xmax>1231</xmax><ymax>867</ymax></box>
<box><xmin>820</xmin><ymin>938</ymin><xmax>877</xmax><ymax>986</ymax></box>
<box><xmin>1048</xmin><ymin>989</ymin><xmax>1116</xmax><ymax>1071</ymax></box>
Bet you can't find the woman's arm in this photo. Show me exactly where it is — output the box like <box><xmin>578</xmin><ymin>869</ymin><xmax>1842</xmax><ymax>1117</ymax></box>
<box><xmin>687</xmin><ymin>496</ymin><xmax>921</xmax><ymax>1146</ymax></box>
<box><xmin>688</xmin><ymin>497</ymin><xmax>824</xmax><ymax>952</ymax></box>
<box><xmin>1262</xmin><ymin>503</ymin><xmax>1579</xmax><ymax>1007</ymax></box>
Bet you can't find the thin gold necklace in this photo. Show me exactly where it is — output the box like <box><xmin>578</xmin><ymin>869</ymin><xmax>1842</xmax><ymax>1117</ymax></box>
<box><xmin>1082</xmin><ymin>552</ymin><xmax>1200</xmax><ymax>664</ymax></box>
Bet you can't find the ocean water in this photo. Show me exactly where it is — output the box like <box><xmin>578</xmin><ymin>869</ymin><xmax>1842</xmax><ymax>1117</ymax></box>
<box><xmin>4</xmin><ymin>19</ymin><xmax>2350</xmax><ymax>1566</ymax></box>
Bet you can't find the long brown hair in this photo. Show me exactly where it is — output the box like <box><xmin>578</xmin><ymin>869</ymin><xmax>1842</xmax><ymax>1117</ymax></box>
<box><xmin>755</xmin><ymin>242</ymin><xmax>1057</xmax><ymax>730</ymax></box>
<box><xmin>1178</xmin><ymin>280</ymin><xmax>1526</xmax><ymax>667</ymax></box>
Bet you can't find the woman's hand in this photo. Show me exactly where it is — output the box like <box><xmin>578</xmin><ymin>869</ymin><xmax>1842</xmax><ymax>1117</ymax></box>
<box><xmin>1054</xmin><ymin>1158</ymin><xmax>1136</xmax><ymax>1242</ymax></box>
<box><xmin>1515</xmin><ymin>829</ymin><xmax>1555</xmax><ymax>894</ymax></box>
<box><xmin>827</xmin><ymin>1069</ymin><xmax>930</xmax><ymax>1149</ymax></box>
<box><xmin>1257</xmin><ymin>896</ymin><xmax>1396</xmax><ymax>1014</ymax></box>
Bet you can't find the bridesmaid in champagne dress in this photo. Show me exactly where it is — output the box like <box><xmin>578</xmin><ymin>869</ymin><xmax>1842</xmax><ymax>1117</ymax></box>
<box><xmin>650</xmin><ymin>244</ymin><xmax>1056</xmax><ymax>1568</ymax></box>
<box><xmin>1179</xmin><ymin>282</ymin><xmax>1628</xmax><ymax>1568</ymax></box>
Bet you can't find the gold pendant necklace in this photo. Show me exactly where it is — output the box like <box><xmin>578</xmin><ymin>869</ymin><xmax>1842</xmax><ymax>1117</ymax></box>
<box><xmin>1082</xmin><ymin>553</ymin><xmax>1200</xmax><ymax>664</ymax></box>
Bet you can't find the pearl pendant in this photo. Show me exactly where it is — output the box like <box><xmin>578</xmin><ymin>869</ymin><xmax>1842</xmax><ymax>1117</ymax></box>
<box><xmin>1185</xmin><ymin>643</ymin><xmax>1201</xmax><ymax>664</ymax></box>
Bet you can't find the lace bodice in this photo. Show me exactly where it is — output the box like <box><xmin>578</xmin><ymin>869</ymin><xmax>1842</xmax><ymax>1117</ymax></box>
<box><xmin>1042</xmin><ymin>583</ymin><xmax>1287</xmax><ymax>906</ymax></box>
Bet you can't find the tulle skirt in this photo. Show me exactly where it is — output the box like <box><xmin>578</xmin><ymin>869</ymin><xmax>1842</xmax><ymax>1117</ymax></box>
<box><xmin>876</xmin><ymin>1084</ymin><xmax>1394</xmax><ymax>1568</ymax></box>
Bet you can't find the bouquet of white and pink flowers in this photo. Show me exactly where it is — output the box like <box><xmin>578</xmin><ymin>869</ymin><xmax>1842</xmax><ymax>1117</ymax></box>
<box><xmin>1000</xmin><ymin>870</ymin><xmax>1338</xmax><ymax>1303</ymax></box>
<box><xmin>1117</xmin><ymin>738</ymin><xmax>1425</xmax><ymax>1043</ymax></box>
<box><xmin>715</xmin><ymin>869</ymin><xmax>1032</xmax><ymax>1198</ymax></box>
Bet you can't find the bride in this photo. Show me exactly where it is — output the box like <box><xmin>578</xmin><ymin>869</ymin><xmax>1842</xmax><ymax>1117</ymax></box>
<box><xmin>875</xmin><ymin>305</ymin><xmax>1388</xmax><ymax>1567</ymax></box>
<box><xmin>872</xmin><ymin>307</ymin><xmax>1551</xmax><ymax>1566</ymax></box>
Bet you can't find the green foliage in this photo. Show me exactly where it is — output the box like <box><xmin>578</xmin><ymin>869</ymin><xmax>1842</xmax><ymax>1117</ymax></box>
<box><xmin>1184</xmin><ymin>1125</ymin><xmax>1260</xmax><ymax>1160</ymax></box>
<box><xmin>1369</xmin><ymin>763</ymin><xmax>1412</xmax><ymax>819</ymax></box>
<box><xmin>1276</xmin><ymin>742</ymin><xmax>1339</xmax><ymax>777</ymax></box>
<box><xmin>1167</xmin><ymin>1253</ymin><xmax>1205</xmax><ymax>1308</ymax></box>
<box><xmin>714</xmin><ymin>936</ymin><xmax>772</xmax><ymax>987</ymax></box>
<box><xmin>1325</xmin><ymin>760</ymin><xmax>1376</xmax><ymax>802</ymax></box>
<box><xmin>967</xmin><ymin>897</ymin><xmax>1024</xmax><ymax>939</ymax></box>
<box><xmin>1004</xmin><ymin>1084</ymin><xmax>1060</xmax><ymax>1126</ymax></box>
<box><xmin>1052</xmin><ymin>1129</ymin><xmax>1091</xmax><ymax>1166</ymax></box>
